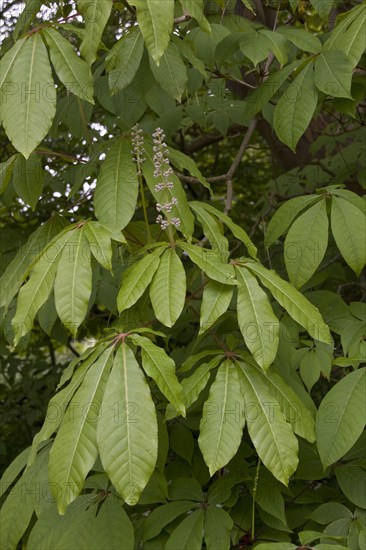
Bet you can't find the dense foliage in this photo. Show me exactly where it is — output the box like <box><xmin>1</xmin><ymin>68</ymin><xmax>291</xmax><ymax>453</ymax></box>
<box><xmin>0</xmin><ymin>1</ymin><xmax>365</xmax><ymax>548</ymax></box>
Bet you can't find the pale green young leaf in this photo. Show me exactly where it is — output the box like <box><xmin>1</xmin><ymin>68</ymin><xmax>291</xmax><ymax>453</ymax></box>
<box><xmin>190</xmin><ymin>201</ymin><xmax>257</xmax><ymax>259</ymax></box>
<box><xmin>150</xmin><ymin>248</ymin><xmax>186</xmax><ymax>327</ymax></box>
<box><xmin>236</xmin><ymin>267</ymin><xmax>279</xmax><ymax>370</ymax></box>
<box><xmin>244</xmin><ymin>260</ymin><xmax>332</xmax><ymax>344</ymax></box>
<box><xmin>130</xmin><ymin>0</ymin><xmax>174</xmax><ymax>64</ymax></box>
<box><xmin>190</xmin><ymin>203</ymin><xmax>229</xmax><ymax>260</ymax></box>
<box><xmin>90</xmin><ymin>499</ymin><xmax>134</xmax><ymax>550</ymax></box>
<box><xmin>84</xmin><ymin>221</ymin><xmax>115</xmax><ymax>271</ymax></box>
<box><xmin>12</xmin><ymin>229</ymin><xmax>74</xmax><ymax>345</ymax></box>
<box><xmin>237</xmin><ymin>361</ymin><xmax>299</xmax><ymax>485</ymax></box>
<box><xmin>200</xmin><ymin>281</ymin><xmax>233</xmax><ymax>335</ymax></box>
<box><xmin>316</xmin><ymin>368</ymin><xmax>366</xmax><ymax>468</ymax></box>
<box><xmin>179</xmin><ymin>242</ymin><xmax>236</xmax><ymax>285</ymax></box>
<box><xmin>284</xmin><ymin>199</ymin><xmax>329</xmax><ymax>288</ymax></box>
<box><xmin>276</xmin><ymin>27</ymin><xmax>322</xmax><ymax>53</ymax></box>
<box><xmin>106</xmin><ymin>27</ymin><xmax>144</xmax><ymax>93</ymax></box>
<box><xmin>166</xmin><ymin>509</ymin><xmax>204</xmax><ymax>550</ymax></box>
<box><xmin>78</xmin><ymin>0</ymin><xmax>112</xmax><ymax>65</ymax></box>
<box><xmin>0</xmin><ymin>154</ymin><xmax>18</xmax><ymax>194</ymax></box>
<box><xmin>13</xmin><ymin>153</ymin><xmax>44</xmax><ymax>210</ymax></box>
<box><xmin>149</xmin><ymin>43</ymin><xmax>188</xmax><ymax>101</ymax></box>
<box><xmin>117</xmin><ymin>247</ymin><xmax>165</xmax><ymax>313</ymax></box>
<box><xmin>331</xmin><ymin>197</ymin><xmax>366</xmax><ymax>275</ymax></box>
<box><xmin>240</xmin><ymin>31</ymin><xmax>271</xmax><ymax>66</ymax></box>
<box><xmin>179</xmin><ymin>0</ymin><xmax>211</xmax><ymax>33</ymax></box>
<box><xmin>143</xmin><ymin>501</ymin><xmax>197</xmax><ymax>540</ymax></box>
<box><xmin>265</xmin><ymin>194</ymin><xmax>321</xmax><ymax>248</ymax></box>
<box><xmin>1</xmin><ymin>33</ymin><xmax>56</xmax><ymax>158</ymax></box>
<box><xmin>324</xmin><ymin>4</ymin><xmax>366</xmax><ymax>67</ymax></box>
<box><xmin>204</xmin><ymin>506</ymin><xmax>233</xmax><ymax>550</ymax></box>
<box><xmin>131</xmin><ymin>334</ymin><xmax>185</xmax><ymax>416</ymax></box>
<box><xmin>94</xmin><ymin>137</ymin><xmax>139</xmax><ymax>230</ymax></box>
<box><xmin>54</xmin><ymin>226</ymin><xmax>92</xmax><ymax>336</ymax></box>
<box><xmin>314</xmin><ymin>51</ymin><xmax>353</xmax><ymax>99</ymax></box>
<box><xmin>97</xmin><ymin>343</ymin><xmax>158</xmax><ymax>505</ymax></box>
<box><xmin>274</xmin><ymin>62</ymin><xmax>318</xmax><ymax>152</ymax></box>
<box><xmin>49</xmin><ymin>347</ymin><xmax>114</xmax><ymax>514</ymax></box>
<box><xmin>259</xmin><ymin>29</ymin><xmax>288</xmax><ymax>67</ymax></box>
<box><xmin>42</xmin><ymin>27</ymin><xmax>94</xmax><ymax>103</ymax></box>
<box><xmin>199</xmin><ymin>360</ymin><xmax>246</xmax><ymax>476</ymax></box>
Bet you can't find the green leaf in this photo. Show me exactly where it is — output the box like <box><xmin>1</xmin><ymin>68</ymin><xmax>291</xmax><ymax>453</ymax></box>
<box><xmin>13</xmin><ymin>0</ymin><xmax>41</xmax><ymax>40</ymax></box>
<box><xmin>0</xmin><ymin>37</ymin><xmax>26</xmax><ymax>91</ymax></box>
<box><xmin>97</xmin><ymin>343</ymin><xmax>158</xmax><ymax>505</ymax></box>
<box><xmin>149</xmin><ymin>248</ymin><xmax>186</xmax><ymax>327</ymax></box>
<box><xmin>240</xmin><ymin>31</ymin><xmax>271</xmax><ymax>66</ymax></box>
<box><xmin>299</xmin><ymin>349</ymin><xmax>322</xmax><ymax>393</ymax></box>
<box><xmin>0</xmin><ymin>446</ymin><xmax>30</xmax><ymax>498</ymax></box>
<box><xmin>0</xmin><ymin>154</ymin><xmax>18</xmax><ymax>194</ymax></box>
<box><xmin>316</xmin><ymin>368</ymin><xmax>366</xmax><ymax>468</ymax></box>
<box><xmin>276</xmin><ymin>27</ymin><xmax>322</xmax><ymax>53</ymax></box>
<box><xmin>91</xmin><ymin>498</ymin><xmax>134</xmax><ymax>550</ymax></box>
<box><xmin>78</xmin><ymin>0</ymin><xmax>112</xmax><ymax>65</ymax></box>
<box><xmin>199</xmin><ymin>281</ymin><xmax>233</xmax><ymax>335</ymax></box>
<box><xmin>274</xmin><ymin>62</ymin><xmax>318</xmax><ymax>152</ymax></box>
<box><xmin>236</xmin><ymin>267</ymin><xmax>279</xmax><ymax>370</ymax></box>
<box><xmin>284</xmin><ymin>199</ymin><xmax>329</xmax><ymax>288</ymax></box>
<box><xmin>324</xmin><ymin>3</ymin><xmax>366</xmax><ymax>67</ymax></box>
<box><xmin>12</xmin><ymin>229</ymin><xmax>74</xmax><ymax>345</ymax></box>
<box><xmin>237</xmin><ymin>361</ymin><xmax>299</xmax><ymax>485</ymax></box>
<box><xmin>179</xmin><ymin>0</ymin><xmax>211</xmax><ymax>33</ymax></box>
<box><xmin>179</xmin><ymin>243</ymin><xmax>236</xmax><ymax>285</ymax></box>
<box><xmin>189</xmin><ymin>202</ymin><xmax>229</xmax><ymax>259</ymax></box>
<box><xmin>94</xmin><ymin>137</ymin><xmax>139</xmax><ymax>230</ymax></box>
<box><xmin>130</xmin><ymin>0</ymin><xmax>174</xmax><ymax>64</ymax></box>
<box><xmin>331</xmin><ymin>196</ymin><xmax>366</xmax><ymax>275</ymax></box>
<box><xmin>265</xmin><ymin>195</ymin><xmax>321</xmax><ymax>248</ymax></box>
<box><xmin>117</xmin><ymin>247</ymin><xmax>166</xmax><ymax>313</ymax></box>
<box><xmin>199</xmin><ymin>360</ymin><xmax>246</xmax><ymax>476</ymax></box>
<box><xmin>314</xmin><ymin>51</ymin><xmax>353</xmax><ymax>99</ymax></box>
<box><xmin>54</xmin><ymin>226</ymin><xmax>92</xmax><ymax>336</ymax></box>
<box><xmin>336</xmin><ymin>465</ymin><xmax>366</xmax><ymax>508</ymax></box>
<box><xmin>106</xmin><ymin>27</ymin><xmax>144</xmax><ymax>93</ymax></box>
<box><xmin>168</xmin><ymin>148</ymin><xmax>211</xmax><ymax>192</ymax></box>
<box><xmin>43</xmin><ymin>27</ymin><xmax>94</xmax><ymax>103</ymax></box>
<box><xmin>244</xmin><ymin>260</ymin><xmax>332</xmax><ymax>345</ymax></box>
<box><xmin>12</xmin><ymin>153</ymin><xmax>44</xmax><ymax>210</ymax></box>
<box><xmin>204</xmin><ymin>506</ymin><xmax>233</xmax><ymax>550</ymax></box>
<box><xmin>166</xmin><ymin>509</ymin><xmax>204</xmax><ymax>550</ymax></box>
<box><xmin>131</xmin><ymin>334</ymin><xmax>185</xmax><ymax>417</ymax></box>
<box><xmin>309</xmin><ymin>0</ymin><xmax>335</xmax><ymax>18</ymax></box>
<box><xmin>84</xmin><ymin>221</ymin><xmax>115</xmax><ymax>271</ymax></box>
<box><xmin>143</xmin><ymin>501</ymin><xmax>197</xmax><ymax>540</ymax></box>
<box><xmin>48</xmin><ymin>347</ymin><xmax>114</xmax><ymax>514</ymax></box>
<box><xmin>258</xmin><ymin>29</ymin><xmax>288</xmax><ymax>67</ymax></box>
<box><xmin>1</xmin><ymin>34</ymin><xmax>56</xmax><ymax>158</ymax></box>
<box><xmin>149</xmin><ymin>43</ymin><xmax>188</xmax><ymax>101</ymax></box>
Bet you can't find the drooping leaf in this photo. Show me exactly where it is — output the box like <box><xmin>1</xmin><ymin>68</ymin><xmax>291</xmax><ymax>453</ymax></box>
<box><xmin>204</xmin><ymin>506</ymin><xmax>233</xmax><ymax>550</ymax></box>
<box><xmin>1</xmin><ymin>33</ymin><xmax>56</xmax><ymax>158</ymax></box>
<box><xmin>166</xmin><ymin>509</ymin><xmax>205</xmax><ymax>550</ymax></box>
<box><xmin>48</xmin><ymin>347</ymin><xmax>114</xmax><ymax>514</ymax></box>
<box><xmin>179</xmin><ymin>243</ymin><xmax>236</xmax><ymax>285</ymax></box>
<box><xmin>316</xmin><ymin>368</ymin><xmax>366</xmax><ymax>468</ymax></box>
<box><xmin>130</xmin><ymin>0</ymin><xmax>174</xmax><ymax>64</ymax></box>
<box><xmin>314</xmin><ymin>51</ymin><xmax>353</xmax><ymax>99</ymax></box>
<box><xmin>236</xmin><ymin>267</ymin><xmax>279</xmax><ymax>370</ymax></box>
<box><xmin>331</xmin><ymin>196</ymin><xmax>366</xmax><ymax>275</ymax></box>
<box><xmin>149</xmin><ymin>247</ymin><xmax>186</xmax><ymax>327</ymax></box>
<box><xmin>244</xmin><ymin>260</ymin><xmax>332</xmax><ymax>345</ymax></box>
<box><xmin>78</xmin><ymin>0</ymin><xmax>113</xmax><ymax>65</ymax></box>
<box><xmin>131</xmin><ymin>334</ymin><xmax>185</xmax><ymax>416</ymax></box>
<box><xmin>12</xmin><ymin>153</ymin><xmax>44</xmax><ymax>210</ymax></box>
<box><xmin>117</xmin><ymin>247</ymin><xmax>166</xmax><ymax>313</ymax></box>
<box><xmin>97</xmin><ymin>343</ymin><xmax>158</xmax><ymax>505</ymax></box>
<box><xmin>179</xmin><ymin>0</ymin><xmax>211</xmax><ymax>33</ymax></box>
<box><xmin>199</xmin><ymin>280</ymin><xmax>233</xmax><ymax>335</ymax></box>
<box><xmin>149</xmin><ymin>43</ymin><xmax>188</xmax><ymax>101</ymax></box>
<box><xmin>273</xmin><ymin>62</ymin><xmax>318</xmax><ymax>152</ymax></box>
<box><xmin>237</xmin><ymin>361</ymin><xmax>299</xmax><ymax>485</ymax></box>
<box><xmin>94</xmin><ymin>137</ymin><xmax>139</xmax><ymax>230</ymax></box>
<box><xmin>54</xmin><ymin>226</ymin><xmax>92</xmax><ymax>336</ymax></box>
<box><xmin>284</xmin><ymin>199</ymin><xmax>329</xmax><ymax>288</ymax></box>
<box><xmin>107</xmin><ymin>27</ymin><xmax>144</xmax><ymax>93</ymax></box>
<box><xmin>43</xmin><ymin>27</ymin><xmax>94</xmax><ymax>103</ymax></box>
<box><xmin>199</xmin><ymin>360</ymin><xmax>246</xmax><ymax>476</ymax></box>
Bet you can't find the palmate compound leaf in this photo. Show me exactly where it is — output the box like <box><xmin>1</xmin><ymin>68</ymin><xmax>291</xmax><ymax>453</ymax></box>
<box><xmin>54</xmin><ymin>225</ymin><xmax>92</xmax><ymax>336</ymax></box>
<box><xmin>94</xmin><ymin>137</ymin><xmax>139</xmax><ymax>230</ymax></box>
<box><xmin>130</xmin><ymin>334</ymin><xmax>185</xmax><ymax>417</ymax></box>
<box><xmin>284</xmin><ymin>198</ymin><xmax>329</xmax><ymax>288</ymax></box>
<box><xmin>77</xmin><ymin>0</ymin><xmax>112</xmax><ymax>65</ymax></box>
<box><xmin>97</xmin><ymin>343</ymin><xmax>158</xmax><ymax>505</ymax></box>
<box><xmin>236</xmin><ymin>361</ymin><xmax>299</xmax><ymax>485</ymax></box>
<box><xmin>330</xmin><ymin>196</ymin><xmax>366</xmax><ymax>275</ymax></box>
<box><xmin>243</xmin><ymin>260</ymin><xmax>332</xmax><ymax>345</ymax></box>
<box><xmin>48</xmin><ymin>346</ymin><xmax>114</xmax><ymax>514</ymax></box>
<box><xmin>198</xmin><ymin>360</ymin><xmax>246</xmax><ymax>476</ymax></box>
<box><xmin>149</xmin><ymin>247</ymin><xmax>186</xmax><ymax>327</ymax></box>
<box><xmin>316</xmin><ymin>368</ymin><xmax>366</xmax><ymax>468</ymax></box>
<box><xmin>117</xmin><ymin>246</ymin><xmax>166</xmax><ymax>313</ymax></box>
<box><xmin>11</xmin><ymin>227</ymin><xmax>75</xmax><ymax>345</ymax></box>
<box><xmin>236</xmin><ymin>267</ymin><xmax>279</xmax><ymax>370</ymax></box>
<box><xmin>1</xmin><ymin>33</ymin><xmax>56</xmax><ymax>158</ymax></box>
<box><xmin>199</xmin><ymin>280</ymin><xmax>233</xmax><ymax>335</ymax></box>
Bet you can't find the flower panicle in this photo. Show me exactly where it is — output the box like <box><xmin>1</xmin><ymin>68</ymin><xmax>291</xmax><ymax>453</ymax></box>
<box><xmin>131</xmin><ymin>123</ymin><xmax>146</xmax><ymax>174</ymax></box>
